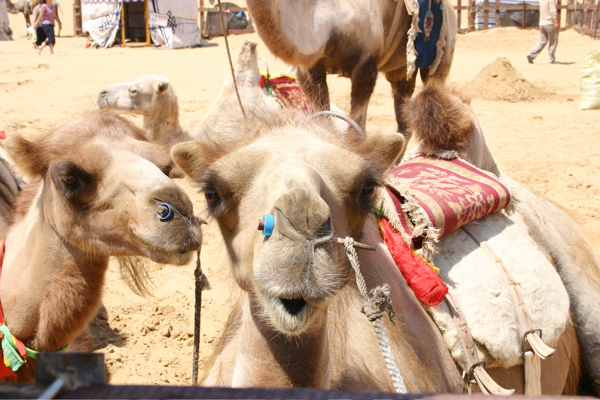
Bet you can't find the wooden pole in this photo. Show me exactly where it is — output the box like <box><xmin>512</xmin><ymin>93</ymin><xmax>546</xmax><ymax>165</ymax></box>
<box><xmin>457</xmin><ymin>0</ymin><xmax>462</xmax><ymax>30</ymax></box>
<box><xmin>522</xmin><ymin>0</ymin><xmax>526</xmax><ymax>28</ymax></box>
<box><xmin>495</xmin><ymin>0</ymin><xmax>501</xmax><ymax>27</ymax></box>
<box><xmin>199</xmin><ymin>0</ymin><xmax>205</xmax><ymax>37</ymax></box>
<box><xmin>594</xmin><ymin>0</ymin><xmax>600</xmax><ymax>40</ymax></box>
<box><xmin>145</xmin><ymin>0</ymin><xmax>151</xmax><ymax>45</ymax></box>
<box><xmin>73</xmin><ymin>0</ymin><xmax>82</xmax><ymax>36</ymax></box>
<box><xmin>557</xmin><ymin>0</ymin><xmax>562</xmax><ymax>28</ymax></box>
<box><xmin>484</xmin><ymin>0</ymin><xmax>489</xmax><ymax>28</ymax></box>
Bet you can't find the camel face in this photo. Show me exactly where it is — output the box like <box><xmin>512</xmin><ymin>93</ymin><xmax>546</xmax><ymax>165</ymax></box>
<box><xmin>7</xmin><ymin>111</ymin><xmax>202</xmax><ymax>264</ymax></box>
<box><xmin>173</xmin><ymin>112</ymin><xmax>403</xmax><ymax>335</ymax></box>
<box><xmin>96</xmin><ymin>75</ymin><xmax>172</xmax><ymax>115</ymax></box>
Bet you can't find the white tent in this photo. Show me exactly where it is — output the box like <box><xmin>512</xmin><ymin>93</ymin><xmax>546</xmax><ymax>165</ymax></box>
<box><xmin>82</xmin><ymin>0</ymin><xmax>201</xmax><ymax>49</ymax></box>
<box><xmin>0</xmin><ymin>0</ymin><xmax>12</xmax><ymax>41</ymax></box>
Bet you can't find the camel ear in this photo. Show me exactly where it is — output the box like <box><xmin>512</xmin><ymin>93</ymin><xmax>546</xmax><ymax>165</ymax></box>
<box><xmin>156</xmin><ymin>80</ymin><xmax>170</xmax><ymax>95</ymax></box>
<box><xmin>171</xmin><ymin>141</ymin><xmax>217</xmax><ymax>180</ymax></box>
<box><xmin>5</xmin><ymin>134</ymin><xmax>47</xmax><ymax>176</ymax></box>
<box><xmin>364</xmin><ymin>132</ymin><xmax>405</xmax><ymax>172</ymax></box>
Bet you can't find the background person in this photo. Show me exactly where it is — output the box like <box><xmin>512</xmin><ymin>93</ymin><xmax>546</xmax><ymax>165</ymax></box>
<box><xmin>31</xmin><ymin>0</ymin><xmax>46</xmax><ymax>50</ymax></box>
<box><xmin>527</xmin><ymin>0</ymin><xmax>559</xmax><ymax>64</ymax></box>
<box><xmin>33</xmin><ymin>0</ymin><xmax>61</xmax><ymax>56</ymax></box>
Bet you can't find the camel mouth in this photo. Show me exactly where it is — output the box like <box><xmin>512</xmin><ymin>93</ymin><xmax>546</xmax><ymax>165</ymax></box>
<box><xmin>278</xmin><ymin>297</ymin><xmax>307</xmax><ymax>316</ymax></box>
<box><xmin>260</xmin><ymin>293</ymin><xmax>318</xmax><ymax>335</ymax></box>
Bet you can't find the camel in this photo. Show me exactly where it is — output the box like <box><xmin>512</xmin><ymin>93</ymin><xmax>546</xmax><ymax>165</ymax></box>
<box><xmin>96</xmin><ymin>75</ymin><xmax>191</xmax><ymax>145</ymax></box>
<box><xmin>0</xmin><ymin>110</ymin><xmax>202</xmax><ymax>382</ymax></box>
<box><xmin>402</xmin><ymin>81</ymin><xmax>600</xmax><ymax>395</ymax></box>
<box><xmin>170</xmin><ymin>43</ymin><xmax>579</xmax><ymax>394</ymax></box>
<box><xmin>6</xmin><ymin>0</ymin><xmax>40</xmax><ymax>32</ymax></box>
<box><xmin>246</xmin><ymin>0</ymin><xmax>457</xmax><ymax>147</ymax></box>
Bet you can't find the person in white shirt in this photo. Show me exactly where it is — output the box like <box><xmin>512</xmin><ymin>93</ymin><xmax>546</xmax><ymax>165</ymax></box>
<box><xmin>527</xmin><ymin>0</ymin><xmax>559</xmax><ymax>64</ymax></box>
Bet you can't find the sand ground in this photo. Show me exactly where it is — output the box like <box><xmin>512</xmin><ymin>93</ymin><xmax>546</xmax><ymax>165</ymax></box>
<box><xmin>1</xmin><ymin>26</ymin><xmax>599</xmax><ymax>385</ymax></box>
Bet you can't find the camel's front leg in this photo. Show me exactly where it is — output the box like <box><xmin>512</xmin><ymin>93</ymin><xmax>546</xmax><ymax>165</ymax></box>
<box><xmin>297</xmin><ymin>61</ymin><xmax>330</xmax><ymax>112</ymax></box>
<box><xmin>349</xmin><ymin>57</ymin><xmax>378</xmax><ymax>130</ymax></box>
<box><xmin>386</xmin><ymin>68</ymin><xmax>418</xmax><ymax>147</ymax></box>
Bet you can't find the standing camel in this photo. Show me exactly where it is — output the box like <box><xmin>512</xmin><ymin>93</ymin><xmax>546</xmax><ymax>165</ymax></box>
<box><xmin>0</xmin><ymin>110</ymin><xmax>202</xmax><ymax>382</ymax></box>
<box><xmin>246</xmin><ymin>0</ymin><xmax>457</xmax><ymax>146</ymax></box>
<box><xmin>402</xmin><ymin>81</ymin><xmax>600</xmax><ymax>395</ymax></box>
<box><xmin>170</xmin><ymin>43</ymin><xmax>579</xmax><ymax>394</ymax></box>
<box><xmin>6</xmin><ymin>0</ymin><xmax>35</xmax><ymax>31</ymax></box>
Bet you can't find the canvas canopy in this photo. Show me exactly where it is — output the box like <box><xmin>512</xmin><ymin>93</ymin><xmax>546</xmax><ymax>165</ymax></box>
<box><xmin>82</xmin><ymin>0</ymin><xmax>201</xmax><ymax>49</ymax></box>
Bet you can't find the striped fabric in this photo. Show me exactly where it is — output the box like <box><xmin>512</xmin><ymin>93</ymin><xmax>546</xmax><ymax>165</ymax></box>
<box><xmin>387</xmin><ymin>155</ymin><xmax>511</xmax><ymax>240</ymax></box>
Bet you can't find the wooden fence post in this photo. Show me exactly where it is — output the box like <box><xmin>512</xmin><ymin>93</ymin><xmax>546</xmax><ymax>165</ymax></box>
<box><xmin>522</xmin><ymin>0</ymin><xmax>526</xmax><ymax>28</ymax></box>
<box><xmin>457</xmin><ymin>0</ymin><xmax>462</xmax><ymax>30</ymax></box>
<box><xmin>495</xmin><ymin>0</ymin><xmax>500</xmax><ymax>27</ymax></box>
<box><xmin>73</xmin><ymin>0</ymin><xmax>82</xmax><ymax>36</ymax></box>
<box><xmin>484</xmin><ymin>0</ymin><xmax>489</xmax><ymax>28</ymax></box>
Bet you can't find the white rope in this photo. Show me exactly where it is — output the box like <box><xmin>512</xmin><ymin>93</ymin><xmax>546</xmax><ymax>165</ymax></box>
<box><xmin>343</xmin><ymin>237</ymin><xmax>408</xmax><ymax>394</ymax></box>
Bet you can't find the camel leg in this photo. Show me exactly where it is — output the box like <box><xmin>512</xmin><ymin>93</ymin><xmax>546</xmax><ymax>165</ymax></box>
<box><xmin>386</xmin><ymin>68</ymin><xmax>418</xmax><ymax>160</ymax></box>
<box><xmin>297</xmin><ymin>61</ymin><xmax>330</xmax><ymax>112</ymax></box>
<box><xmin>348</xmin><ymin>57</ymin><xmax>378</xmax><ymax>130</ymax></box>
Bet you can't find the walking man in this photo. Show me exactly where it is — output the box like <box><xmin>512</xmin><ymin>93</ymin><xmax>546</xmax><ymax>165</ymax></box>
<box><xmin>527</xmin><ymin>0</ymin><xmax>559</xmax><ymax>64</ymax></box>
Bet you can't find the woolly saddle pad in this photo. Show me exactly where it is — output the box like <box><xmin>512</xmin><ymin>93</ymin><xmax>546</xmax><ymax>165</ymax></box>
<box><xmin>386</xmin><ymin>155</ymin><xmax>511</xmax><ymax>240</ymax></box>
<box><xmin>428</xmin><ymin>213</ymin><xmax>570</xmax><ymax>369</ymax></box>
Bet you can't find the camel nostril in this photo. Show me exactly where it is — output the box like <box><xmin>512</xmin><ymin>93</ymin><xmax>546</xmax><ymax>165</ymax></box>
<box><xmin>279</xmin><ymin>298</ymin><xmax>306</xmax><ymax>316</ymax></box>
<box><xmin>315</xmin><ymin>218</ymin><xmax>333</xmax><ymax>240</ymax></box>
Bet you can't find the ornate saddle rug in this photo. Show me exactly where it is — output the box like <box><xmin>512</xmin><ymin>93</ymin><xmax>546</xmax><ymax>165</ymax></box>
<box><xmin>259</xmin><ymin>72</ymin><xmax>314</xmax><ymax>112</ymax></box>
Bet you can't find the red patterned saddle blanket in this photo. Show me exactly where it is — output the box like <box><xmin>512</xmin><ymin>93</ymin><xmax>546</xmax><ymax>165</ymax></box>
<box><xmin>379</xmin><ymin>155</ymin><xmax>512</xmax><ymax>305</ymax></box>
<box><xmin>259</xmin><ymin>72</ymin><xmax>314</xmax><ymax>112</ymax></box>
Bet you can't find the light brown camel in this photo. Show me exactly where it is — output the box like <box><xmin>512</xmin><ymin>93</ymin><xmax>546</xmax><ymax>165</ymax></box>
<box><xmin>403</xmin><ymin>81</ymin><xmax>600</xmax><ymax>395</ymax></box>
<box><xmin>96</xmin><ymin>75</ymin><xmax>190</xmax><ymax>145</ymax></box>
<box><xmin>171</xmin><ymin>43</ymin><xmax>579</xmax><ymax>394</ymax></box>
<box><xmin>246</xmin><ymin>0</ymin><xmax>457</xmax><ymax>146</ymax></box>
<box><xmin>0</xmin><ymin>110</ymin><xmax>202</xmax><ymax>382</ymax></box>
<box><xmin>6</xmin><ymin>0</ymin><xmax>33</xmax><ymax>30</ymax></box>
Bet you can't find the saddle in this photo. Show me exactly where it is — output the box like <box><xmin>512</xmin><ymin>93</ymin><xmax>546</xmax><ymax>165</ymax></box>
<box><xmin>377</xmin><ymin>155</ymin><xmax>569</xmax><ymax>394</ymax></box>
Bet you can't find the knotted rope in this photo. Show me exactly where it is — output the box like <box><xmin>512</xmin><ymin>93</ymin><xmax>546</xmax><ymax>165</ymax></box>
<box><xmin>343</xmin><ymin>237</ymin><xmax>407</xmax><ymax>394</ymax></box>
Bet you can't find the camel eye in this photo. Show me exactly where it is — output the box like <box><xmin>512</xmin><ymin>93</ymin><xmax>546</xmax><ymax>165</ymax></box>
<box><xmin>205</xmin><ymin>188</ymin><xmax>221</xmax><ymax>206</ymax></box>
<box><xmin>63</xmin><ymin>176</ymin><xmax>78</xmax><ymax>187</ymax></box>
<box><xmin>129</xmin><ymin>87</ymin><xmax>139</xmax><ymax>96</ymax></box>
<box><xmin>361</xmin><ymin>184</ymin><xmax>376</xmax><ymax>199</ymax></box>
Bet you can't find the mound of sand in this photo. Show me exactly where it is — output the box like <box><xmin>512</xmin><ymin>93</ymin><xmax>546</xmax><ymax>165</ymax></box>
<box><xmin>462</xmin><ymin>57</ymin><xmax>550</xmax><ymax>102</ymax></box>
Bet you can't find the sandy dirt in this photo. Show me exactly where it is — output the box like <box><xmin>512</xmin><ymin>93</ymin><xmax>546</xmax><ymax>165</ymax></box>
<box><xmin>1</xmin><ymin>25</ymin><xmax>599</xmax><ymax>386</ymax></box>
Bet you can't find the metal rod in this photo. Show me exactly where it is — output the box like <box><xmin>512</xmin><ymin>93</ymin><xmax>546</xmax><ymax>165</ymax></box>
<box><xmin>217</xmin><ymin>0</ymin><xmax>247</xmax><ymax>119</ymax></box>
<box><xmin>192</xmin><ymin>251</ymin><xmax>203</xmax><ymax>386</ymax></box>
<box><xmin>37</xmin><ymin>378</ymin><xmax>64</xmax><ymax>400</ymax></box>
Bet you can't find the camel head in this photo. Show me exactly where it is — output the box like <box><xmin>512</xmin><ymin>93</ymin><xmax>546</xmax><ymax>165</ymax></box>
<box><xmin>96</xmin><ymin>75</ymin><xmax>177</xmax><ymax>117</ymax></box>
<box><xmin>173</xmin><ymin>43</ymin><xmax>403</xmax><ymax>336</ymax></box>
<box><xmin>6</xmin><ymin>110</ymin><xmax>202</xmax><ymax>265</ymax></box>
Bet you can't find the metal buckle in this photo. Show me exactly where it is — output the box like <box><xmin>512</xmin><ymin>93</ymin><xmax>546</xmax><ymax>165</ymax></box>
<box><xmin>467</xmin><ymin>360</ymin><xmax>486</xmax><ymax>383</ymax></box>
<box><xmin>522</xmin><ymin>328</ymin><xmax>543</xmax><ymax>353</ymax></box>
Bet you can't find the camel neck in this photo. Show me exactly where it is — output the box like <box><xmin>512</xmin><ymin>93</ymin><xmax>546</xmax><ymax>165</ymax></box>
<box><xmin>0</xmin><ymin>183</ymin><xmax>108</xmax><ymax>351</ymax></box>
<box><xmin>143</xmin><ymin>95</ymin><xmax>186</xmax><ymax>143</ymax></box>
<box><xmin>231</xmin><ymin>294</ymin><xmax>331</xmax><ymax>388</ymax></box>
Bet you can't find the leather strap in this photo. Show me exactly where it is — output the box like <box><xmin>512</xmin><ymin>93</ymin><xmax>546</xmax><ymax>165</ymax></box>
<box><xmin>461</xmin><ymin>225</ymin><xmax>555</xmax><ymax>395</ymax></box>
<box><xmin>445</xmin><ymin>291</ymin><xmax>514</xmax><ymax>395</ymax></box>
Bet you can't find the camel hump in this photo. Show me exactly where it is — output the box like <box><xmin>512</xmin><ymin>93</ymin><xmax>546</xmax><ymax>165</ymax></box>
<box><xmin>403</xmin><ymin>81</ymin><xmax>476</xmax><ymax>155</ymax></box>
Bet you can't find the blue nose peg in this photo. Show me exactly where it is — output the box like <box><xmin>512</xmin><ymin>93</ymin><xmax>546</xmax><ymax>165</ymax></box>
<box><xmin>156</xmin><ymin>203</ymin><xmax>174</xmax><ymax>221</ymax></box>
<box><xmin>258</xmin><ymin>214</ymin><xmax>275</xmax><ymax>236</ymax></box>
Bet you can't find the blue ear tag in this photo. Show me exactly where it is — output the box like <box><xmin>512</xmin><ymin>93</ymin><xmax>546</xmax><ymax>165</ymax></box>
<box><xmin>156</xmin><ymin>203</ymin><xmax>174</xmax><ymax>221</ymax></box>
<box><xmin>262</xmin><ymin>214</ymin><xmax>275</xmax><ymax>236</ymax></box>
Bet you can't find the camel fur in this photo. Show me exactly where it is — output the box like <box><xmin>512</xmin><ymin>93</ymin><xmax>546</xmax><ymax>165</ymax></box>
<box><xmin>246</xmin><ymin>0</ymin><xmax>457</xmax><ymax>148</ymax></box>
<box><xmin>170</xmin><ymin>42</ymin><xmax>579</xmax><ymax>395</ymax></box>
<box><xmin>0</xmin><ymin>110</ymin><xmax>202</xmax><ymax>382</ymax></box>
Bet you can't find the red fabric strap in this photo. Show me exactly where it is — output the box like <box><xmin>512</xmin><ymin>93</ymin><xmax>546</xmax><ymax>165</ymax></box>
<box><xmin>381</xmin><ymin>218</ymin><xmax>447</xmax><ymax>305</ymax></box>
